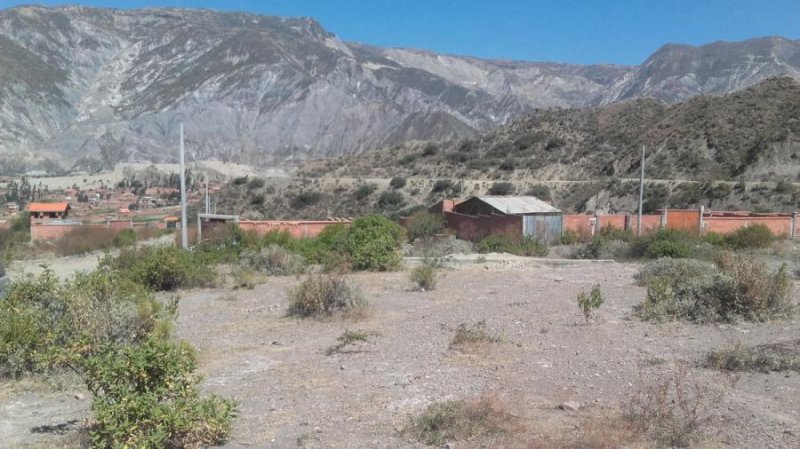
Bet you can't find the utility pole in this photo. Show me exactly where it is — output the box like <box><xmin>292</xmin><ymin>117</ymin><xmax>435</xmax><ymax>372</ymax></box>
<box><xmin>637</xmin><ymin>145</ymin><xmax>646</xmax><ymax>236</ymax></box>
<box><xmin>179</xmin><ymin>123</ymin><xmax>188</xmax><ymax>249</ymax></box>
<box><xmin>205</xmin><ymin>175</ymin><xmax>210</xmax><ymax>214</ymax></box>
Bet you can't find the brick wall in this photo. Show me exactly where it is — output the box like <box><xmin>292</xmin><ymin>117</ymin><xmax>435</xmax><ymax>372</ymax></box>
<box><xmin>236</xmin><ymin>220</ymin><xmax>348</xmax><ymax>239</ymax></box>
<box><xmin>31</xmin><ymin>223</ymin><xmax>107</xmax><ymax>241</ymax></box>
<box><xmin>443</xmin><ymin>212</ymin><xmax>522</xmax><ymax>241</ymax></box>
<box><xmin>703</xmin><ymin>214</ymin><xmax>794</xmax><ymax>237</ymax></box>
<box><xmin>664</xmin><ymin>209</ymin><xmax>701</xmax><ymax>232</ymax></box>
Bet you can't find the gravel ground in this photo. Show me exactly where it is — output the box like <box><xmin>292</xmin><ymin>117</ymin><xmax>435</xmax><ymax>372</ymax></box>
<box><xmin>2</xmin><ymin>258</ymin><xmax>798</xmax><ymax>448</ymax></box>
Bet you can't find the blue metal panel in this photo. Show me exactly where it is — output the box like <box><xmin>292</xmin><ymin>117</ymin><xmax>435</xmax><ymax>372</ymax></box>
<box><xmin>523</xmin><ymin>215</ymin><xmax>562</xmax><ymax>242</ymax></box>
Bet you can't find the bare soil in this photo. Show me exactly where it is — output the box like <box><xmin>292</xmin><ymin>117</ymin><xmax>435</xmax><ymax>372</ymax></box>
<box><xmin>2</xmin><ymin>258</ymin><xmax>799</xmax><ymax>448</ymax></box>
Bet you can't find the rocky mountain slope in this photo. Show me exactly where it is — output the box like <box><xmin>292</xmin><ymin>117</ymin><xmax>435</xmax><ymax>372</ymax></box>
<box><xmin>0</xmin><ymin>5</ymin><xmax>799</xmax><ymax>174</ymax></box>
<box><xmin>309</xmin><ymin>77</ymin><xmax>800</xmax><ymax>182</ymax></box>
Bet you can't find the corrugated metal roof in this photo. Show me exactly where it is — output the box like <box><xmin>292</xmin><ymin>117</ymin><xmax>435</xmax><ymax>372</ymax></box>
<box><xmin>476</xmin><ymin>196</ymin><xmax>561</xmax><ymax>214</ymax></box>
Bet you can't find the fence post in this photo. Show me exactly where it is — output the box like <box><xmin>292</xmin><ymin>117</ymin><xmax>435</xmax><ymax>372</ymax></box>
<box><xmin>698</xmin><ymin>206</ymin><xmax>705</xmax><ymax>234</ymax></box>
<box><xmin>792</xmin><ymin>212</ymin><xmax>797</xmax><ymax>239</ymax></box>
<box><xmin>660</xmin><ymin>208</ymin><xmax>668</xmax><ymax>230</ymax></box>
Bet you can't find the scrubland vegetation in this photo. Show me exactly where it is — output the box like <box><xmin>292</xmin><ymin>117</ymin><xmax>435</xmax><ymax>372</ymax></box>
<box><xmin>1</xmin><ymin>206</ymin><xmax>798</xmax><ymax>448</ymax></box>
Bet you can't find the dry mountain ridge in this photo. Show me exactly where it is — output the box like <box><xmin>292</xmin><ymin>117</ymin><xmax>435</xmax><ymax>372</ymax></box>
<box><xmin>310</xmin><ymin>76</ymin><xmax>800</xmax><ymax>183</ymax></box>
<box><xmin>0</xmin><ymin>5</ymin><xmax>799</xmax><ymax>174</ymax></box>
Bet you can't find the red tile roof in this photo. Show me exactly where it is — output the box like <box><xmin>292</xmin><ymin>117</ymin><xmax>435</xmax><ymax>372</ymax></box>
<box><xmin>28</xmin><ymin>202</ymin><xmax>70</xmax><ymax>213</ymax></box>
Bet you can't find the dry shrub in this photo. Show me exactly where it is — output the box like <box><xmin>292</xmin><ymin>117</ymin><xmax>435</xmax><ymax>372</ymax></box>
<box><xmin>715</xmin><ymin>251</ymin><xmax>793</xmax><ymax>319</ymax></box>
<box><xmin>450</xmin><ymin>321</ymin><xmax>504</xmax><ymax>348</ymax></box>
<box><xmin>240</xmin><ymin>244</ymin><xmax>306</xmax><ymax>275</ymax></box>
<box><xmin>537</xmin><ymin>411</ymin><xmax>648</xmax><ymax>449</ymax></box>
<box><xmin>706</xmin><ymin>340</ymin><xmax>800</xmax><ymax>373</ymax></box>
<box><xmin>626</xmin><ymin>361</ymin><xmax>717</xmax><ymax>448</ymax></box>
<box><xmin>410</xmin><ymin>263</ymin><xmax>438</xmax><ymax>291</ymax></box>
<box><xmin>407</xmin><ymin>394</ymin><xmax>517</xmax><ymax>446</ymax></box>
<box><xmin>287</xmin><ymin>275</ymin><xmax>366</xmax><ymax>318</ymax></box>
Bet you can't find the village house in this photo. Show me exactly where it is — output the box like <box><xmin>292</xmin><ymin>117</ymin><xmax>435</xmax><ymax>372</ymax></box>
<box><xmin>28</xmin><ymin>202</ymin><xmax>70</xmax><ymax>220</ymax></box>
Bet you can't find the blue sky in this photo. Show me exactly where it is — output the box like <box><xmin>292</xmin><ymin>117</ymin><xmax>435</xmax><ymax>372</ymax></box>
<box><xmin>2</xmin><ymin>1</ymin><xmax>798</xmax><ymax>65</ymax></box>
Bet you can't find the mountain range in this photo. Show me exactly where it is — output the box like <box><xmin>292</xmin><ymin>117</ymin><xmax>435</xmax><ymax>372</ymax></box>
<box><xmin>1</xmin><ymin>5</ymin><xmax>799</xmax><ymax>174</ymax></box>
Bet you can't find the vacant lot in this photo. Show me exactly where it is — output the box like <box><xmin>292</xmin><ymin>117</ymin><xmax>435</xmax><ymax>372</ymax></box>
<box><xmin>3</xmin><ymin>259</ymin><xmax>798</xmax><ymax>448</ymax></box>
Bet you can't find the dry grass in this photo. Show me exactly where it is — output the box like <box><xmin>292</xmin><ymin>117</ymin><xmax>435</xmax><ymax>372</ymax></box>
<box><xmin>406</xmin><ymin>393</ymin><xmax>519</xmax><ymax>446</ymax></box>
<box><xmin>287</xmin><ymin>275</ymin><xmax>367</xmax><ymax>318</ymax></box>
<box><xmin>705</xmin><ymin>340</ymin><xmax>800</xmax><ymax>373</ymax></box>
<box><xmin>625</xmin><ymin>361</ymin><xmax>718</xmax><ymax>448</ymax></box>
<box><xmin>449</xmin><ymin>321</ymin><xmax>505</xmax><ymax>349</ymax></box>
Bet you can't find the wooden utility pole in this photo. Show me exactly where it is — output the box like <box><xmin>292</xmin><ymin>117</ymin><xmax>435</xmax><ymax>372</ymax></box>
<box><xmin>179</xmin><ymin>123</ymin><xmax>188</xmax><ymax>249</ymax></box>
<box><xmin>637</xmin><ymin>145</ymin><xmax>646</xmax><ymax>236</ymax></box>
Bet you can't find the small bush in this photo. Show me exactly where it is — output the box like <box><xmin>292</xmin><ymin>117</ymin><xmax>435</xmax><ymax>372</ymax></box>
<box><xmin>405</xmin><ymin>235</ymin><xmax>474</xmax><ymax>258</ymax></box>
<box><xmin>487</xmin><ymin>182</ymin><xmax>514</xmax><ymax>195</ymax></box>
<box><xmin>287</xmin><ymin>275</ymin><xmax>366</xmax><ymax>318</ymax></box>
<box><xmin>705</xmin><ymin>340</ymin><xmax>800</xmax><ymax>373</ymax></box>
<box><xmin>407</xmin><ymin>395</ymin><xmax>514</xmax><ymax>446</ymax></box>
<box><xmin>112</xmin><ymin>229</ymin><xmax>137</xmax><ymax>247</ymax></box>
<box><xmin>389</xmin><ymin>177</ymin><xmax>407</xmax><ymax>189</ymax></box>
<box><xmin>477</xmin><ymin>235</ymin><xmax>548</xmax><ymax>257</ymax></box>
<box><xmin>450</xmin><ymin>321</ymin><xmax>504</xmax><ymax>347</ymax></box>
<box><xmin>626</xmin><ymin>362</ymin><xmax>714</xmax><ymax>448</ymax></box>
<box><xmin>342</xmin><ymin>215</ymin><xmax>405</xmax><ymax>271</ymax></box>
<box><xmin>634</xmin><ymin>258</ymin><xmax>716</xmax><ymax>287</ymax></box>
<box><xmin>636</xmin><ymin>252</ymin><xmax>794</xmax><ymax>323</ymax></box>
<box><xmin>325</xmin><ymin>329</ymin><xmax>380</xmax><ymax>355</ymax></box>
<box><xmin>410</xmin><ymin>263</ymin><xmax>438</xmax><ymax>291</ymax></box>
<box><xmin>431</xmin><ymin>179</ymin><xmax>454</xmax><ymax>193</ymax></box>
<box><xmin>645</xmin><ymin>239</ymin><xmax>693</xmax><ymax>259</ymax></box>
<box><xmin>376</xmin><ymin>190</ymin><xmax>405</xmax><ymax>209</ymax></box>
<box><xmin>353</xmin><ymin>183</ymin><xmax>378</xmax><ymax>200</ymax></box>
<box><xmin>577</xmin><ymin>284</ymin><xmax>605</xmax><ymax>323</ymax></box>
<box><xmin>0</xmin><ymin>269</ymin><xmax>167</xmax><ymax>378</ymax></box>
<box><xmin>404</xmin><ymin>211</ymin><xmax>446</xmax><ymax>242</ymax></box>
<box><xmin>83</xmin><ymin>337</ymin><xmax>236</xmax><ymax>448</ymax></box>
<box><xmin>100</xmin><ymin>246</ymin><xmax>217</xmax><ymax>291</ymax></box>
<box><xmin>723</xmin><ymin>224</ymin><xmax>775</xmax><ymax>250</ymax></box>
<box><xmin>240</xmin><ymin>245</ymin><xmax>306</xmax><ymax>275</ymax></box>
<box><xmin>290</xmin><ymin>191</ymin><xmax>322</xmax><ymax>209</ymax></box>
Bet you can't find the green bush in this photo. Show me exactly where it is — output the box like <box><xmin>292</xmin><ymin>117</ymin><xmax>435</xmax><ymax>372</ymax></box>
<box><xmin>0</xmin><ymin>260</ymin><xmax>236</xmax><ymax>447</ymax></box>
<box><xmin>634</xmin><ymin>258</ymin><xmax>716</xmax><ymax>287</ymax></box>
<box><xmin>287</xmin><ymin>275</ymin><xmax>366</xmax><ymax>318</ymax></box>
<box><xmin>636</xmin><ymin>252</ymin><xmax>794</xmax><ymax>323</ymax></box>
<box><xmin>0</xmin><ymin>269</ymin><xmax>167</xmax><ymax>378</ymax></box>
<box><xmin>389</xmin><ymin>177</ymin><xmax>407</xmax><ymax>189</ymax></box>
<box><xmin>112</xmin><ymin>229</ymin><xmax>137</xmax><ymax>247</ymax></box>
<box><xmin>342</xmin><ymin>215</ymin><xmax>405</xmax><ymax>271</ymax></box>
<box><xmin>100</xmin><ymin>245</ymin><xmax>217</xmax><ymax>291</ymax></box>
<box><xmin>577</xmin><ymin>284</ymin><xmax>605</xmax><ymax>323</ymax></box>
<box><xmin>487</xmin><ymin>182</ymin><xmax>514</xmax><ymax>195</ymax></box>
<box><xmin>239</xmin><ymin>245</ymin><xmax>306</xmax><ymax>275</ymax></box>
<box><xmin>723</xmin><ymin>224</ymin><xmax>775</xmax><ymax>250</ymax></box>
<box><xmin>376</xmin><ymin>190</ymin><xmax>405</xmax><ymax>209</ymax></box>
<box><xmin>477</xmin><ymin>235</ymin><xmax>548</xmax><ymax>257</ymax></box>
<box><xmin>83</xmin><ymin>337</ymin><xmax>236</xmax><ymax>448</ymax></box>
<box><xmin>404</xmin><ymin>211</ymin><xmax>446</xmax><ymax>242</ymax></box>
<box><xmin>353</xmin><ymin>183</ymin><xmax>378</xmax><ymax>200</ymax></box>
<box><xmin>645</xmin><ymin>239</ymin><xmax>693</xmax><ymax>259</ymax></box>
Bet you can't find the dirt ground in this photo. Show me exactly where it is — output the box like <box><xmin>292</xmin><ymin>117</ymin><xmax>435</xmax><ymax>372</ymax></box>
<box><xmin>2</xmin><ymin>258</ymin><xmax>799</xmax><ymax>448</ymax></box>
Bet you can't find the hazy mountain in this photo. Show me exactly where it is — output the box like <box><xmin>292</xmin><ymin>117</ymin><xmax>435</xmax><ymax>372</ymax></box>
<box><xmin>0</xmin><ymin>5</ymin><xmax>798</xmax><ymax>173</ymax></box>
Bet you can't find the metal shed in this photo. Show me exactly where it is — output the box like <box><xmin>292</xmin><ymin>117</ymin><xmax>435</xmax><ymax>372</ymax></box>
<box><xmin>452</xmin><ymin>196</ymin><xmax>563</xmax><ymax>241</ymax></box>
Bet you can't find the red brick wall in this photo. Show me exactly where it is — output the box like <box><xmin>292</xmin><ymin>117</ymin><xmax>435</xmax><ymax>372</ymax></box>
<box><xmin>562</xmin><ymin>214</ymin><xmax>594</xmax><ymax>236</ymax></box>
<box><xmin>31</xmin><ymin>223</ymin><xmax>107</xmax><ymax>241</ymax></box>
<box><xmin>703</xmin><ymin>215</ymin><xmax>793</xmax><ymax>237</ymax></box>
<box><xmin>236</xmin><ymin>220</ymin><xmax>349</xmax><ymax>239</ymax></box>
<box><xmin>597</xmin><ymin>215</ymin><xmax>627</xmax><ymax>231</ymax></box>
<box><xmin>443</xmin><ymin>212</ymin><xmax>522</xmax><ymax>241</ymax></box>
<box><xmin>664</xmin><ymin>209</ymin><xmax>701</xmax><ymax>232</ymax></box>
<box><xmin>629</xmin><ymin>215</ymin><xmax>663</xmax><ymax>233</ymax></box>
